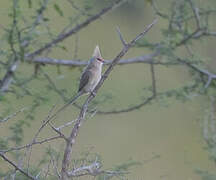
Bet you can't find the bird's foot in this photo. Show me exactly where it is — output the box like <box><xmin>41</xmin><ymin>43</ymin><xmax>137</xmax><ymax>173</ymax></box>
<box><xmin>90</xmin><ymin>91</ymin><xmax>96</xmax><ymax>97</ymax></box>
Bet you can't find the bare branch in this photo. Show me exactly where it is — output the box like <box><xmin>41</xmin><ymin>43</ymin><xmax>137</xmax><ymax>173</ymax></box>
<box><xmin>68</xmin><ymin>161</ymin><xmax>101</xmax><ymax>177</ymax></box>
<box><xmin>67</xmin><ymin>161</ymin><xmax>127</xmax><ymax>178</ymax></box>
<box><xmin>26</xmin><ymin>104</ymin><xmax>57</xmax><ymax>172</ymax></box>
<box><xmin>55</xmin><ymin>119</ymin><xmax>77</xmax><ymax>131</ymax></box>
<box><xmin>176</xmin><ymin>28</ymin><xmax>202</xmax><ymax>47</ymax></box>
<box><xmin>97</xmin><ymin>96</ymin><xmax>155</xmax><ymax>114</ymax></box>
<box><xmin>0</xmin><ymin>60</ymin><xmax>19</xmax><ymax>93</ymax></box>
<box><xmin>176</xmin><ymin>58</ymin><xmax>216</xmax><ymax>88</ymax></box>
<box><xmin>31</xmin><ymin>51</ymin><xmax>159</xmax><ymax>66</ymax></box>
<box><xmin>1</xmin><ymin>136</ymin><xmax>62</xmax><ymax>153</ymax></box>
<box><xmin>50</xmin><ymin>154</ymin><xmax>61</xmax><ymax>178</ymax></box>
<box><xmin>59</xmin><ymin>19</ymin><xmax>157</xmax><ymax>180</ymax></box>
<box><xmin>95</xmin><ymin>57</ymin><xmax>157</xmax><ymax>115</ymax></box>
<box><xmin>48</xmin><ymin>122</ymin><xmax>68</xmax><ymax>141</ymax></box>
<box><xmin>42</xmin><ymin>70</ymin><xmax>68</xmax><ymax>101</ymax></box>
<box><xmin>0</xmin><ymin>107</ymin><xmax>27</xmax><ymax>123</ymax></box>
<box><xmin>188</xmin><ymin>0</ymin><xmax>201</xmax><ymax>29</ymax></box>
<box><xmin>150</xmin><ymin>63</ymin><xmax>157</xmax><ymax>96</ymax></box>
<box><xmin>116</xmin><ymin>26</ymin><xmax>127</xmax><ymax>46</ymax></box>
<box><xmin>26</xmin><ymin>0</ymin><xmax>126</xmax><ymax>59</ymax></box>
<box><xmin>67</xmin><ymin>0</ymin><xmax>91</xmax><ymax>17</ymax></box>
<box><xmin>0</xmin><ymin>152</ymin><xmax>37</xmax><ymax>180</ymax></box>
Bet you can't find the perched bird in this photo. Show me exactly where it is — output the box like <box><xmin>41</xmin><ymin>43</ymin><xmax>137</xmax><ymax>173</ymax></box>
<box><xmin>78</xmin><ymin>45</ymin><xmax>104</xmax><ymax>97</ymax></box>
<box><xmin>55</xmin><ymin>45</ymin><xmax>104</xmax><ymax>114</ymax></box>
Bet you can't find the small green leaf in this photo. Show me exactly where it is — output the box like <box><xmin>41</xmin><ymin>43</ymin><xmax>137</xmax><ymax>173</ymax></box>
<box><xmin>53</xmin><ymin>3</ymin><xmax>64</xmax><ymax>17</ymax></box>
<box><xmin>28</xmin><ymin>0</ymin><xmax>32</xmax><ymax>8</ymax></box>
<box><xmin>43</xmin><ymin>17</ymin><xmax>49</xmax><ymax>21</ymax></box>
<box><xmin>146</xmin><ymin>0</ymin><xmax>153</xmax><ymax>5</ymax></box>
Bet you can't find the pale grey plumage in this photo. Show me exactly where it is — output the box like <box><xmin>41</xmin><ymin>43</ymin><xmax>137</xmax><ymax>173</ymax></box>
<box><xmin>78</xmin><ymin>45</ymin><xmax>103</xmax><ymax>94</ymax></box>
<box><xmin>54</xmin><ymin>46</ymin><xmax>104</xmax><ymax>115</ymax></box>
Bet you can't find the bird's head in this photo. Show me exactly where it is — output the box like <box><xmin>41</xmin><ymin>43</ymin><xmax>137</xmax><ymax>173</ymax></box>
<box><xmin>92</xmin><ymin>45</ymin><xmax>104</xmax><ymax>64</ymax></box>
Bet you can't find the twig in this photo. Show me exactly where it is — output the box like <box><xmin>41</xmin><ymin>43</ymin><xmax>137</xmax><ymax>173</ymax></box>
<box><xmin>1</xmin><ymin>135</ymin><xmax>61</xmax><ymax>153</ymax></box>
<box><xmin>0</xmin><ymin>107</ymin><xmax>27</xmax><ymax>123</ymax></box>
<box><xmin>0</xmin><ymin>60</ymin><xmax>19</xmax><ymax>93</ymax></box>
<box><xmin>50</xmin><ymin>154</ymin><xmax>61</xmax><ymax>178</ymax></box>
<box><xmin>67</xmin><ymin>0</ymin><xmax>91</xmax><ymax>17</ymax></box>
<box><xmin>42</xmin><ymin>70</ymin><xmax>68</xmax><ymax>101</ymax></box>
<box><xmin>55</xmin><ymin>119</ymin><xmax>77</xmax><ymax>131</ymax></box>
<box><xmin>68</xmin><ymin>161</ymin><xmax>101</xmax><ymax>177</ymax></box>
<box><xmin>94</xmin><ymin>58</ymin><xmax>157</xmax><ymax>114</ymax></box>
<box><xmin>73</xmin><ymin>35</ymin><xmax>79</xmax><ymax>59</ymax></box>
<box><xmin>67</xmin><ymin>161</ymin><xmax>127</xmax><ymax>178</ymax></box>
<box><xmin>26</xmin><ymin>104</ymin><xmax>57</xmax><ymax>172</ymax></box>
<box><xmin>188</xmin><ymin>0</ymin><xmax>201</xmax><ymax>29</ymax></box>
<box><xmin>150</xmin><ymin>62</ymin><xmax>157</xmax><ymax>96</ymax></box>
<box><xmin>97</xmin><ymin>96</ymin><xmax>155</xmax><ymax>114</ymax></box>
<box><xmin>176</xmin><ymin>58</ymin><xmax>216</xmax><ymax>88</ymax></box>
<box><xmin>116</xmin><ymin>26</ymin><xmax>127</xmax><ymax>46</ymax></box>
<box><xmin>0</xmin><ymin>152</ymin><xmax>37</xmax><ymax>180</ymax></box>
<box><xmin>48</xmin><ymin>122</ymin><xmax>68</xmax><ymax>141</ymax></box>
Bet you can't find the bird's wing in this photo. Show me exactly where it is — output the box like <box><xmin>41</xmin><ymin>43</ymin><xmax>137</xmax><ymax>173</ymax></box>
<box><xmin>78</xmin><ymin>70</ymin><xmax>91</xmax><ymax>92</ymax></box>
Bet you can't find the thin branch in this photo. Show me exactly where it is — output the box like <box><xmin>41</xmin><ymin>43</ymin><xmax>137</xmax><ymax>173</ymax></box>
<box><xmin>176</xmin><ymin>28</ymin><xmax>202</xmax><ymax>47</ymax></box>
<box><xmin>0</xmin><ymin>152</ymin><xmax>37</xmax><ymax>180</ymax></box>
<box><xmin>73</xmin><ymin>35</ymin><xmax>79</xmax><ymax>59</ymax></box>
<box><xmin>97</xmin><ymin>96</ymin><xmax>155</xmax><ymax>114</ymax></box>
<box><xmin>150</xmin><ymin>62</ymin><xmax>157</xmax><ymax>96</ymax></box>
<box><xmin>116</xmin><ymin>26</ymin><xmax>127</xmax><ymax>46</ymax></box>
<box><xmin>0</xmin><ymin>107</ymin><xmax>27</xmax><ymax>123</ymax></box>
<box><xmin>96</xmin><ymin>60</ymin><xmax>157</xmax><ymax>115</ymax></box>
<box><xmin>55</xmin><ymin>119</ymin><xmax>77</xmax><ymax>131</ymax></box>
<box><xmin>31</xmin><ymin>51</ymin><xmax>159</xmax><ymax>66</ymax></box>
<box><xmin>48</xmin><ymin>122</ymin><xmax>68</xmax><ymax>141</ymax></box>
<box><xmin>68</xmin><ymin>161</ymin><xmax>101</xmax><ymax>177</ymax></box>
<box><xmin>1</xmin><ymin>135</ymin><xmax>62</xmax><ymax>153</ymax></box>
<box><xmin>176</xmin><ymin>58</ymin><xmax>216</xmax><ymax>88</ymax></box>
<box><xmin>152</xmin><ymin>0</ymin><xmax>169</xmax><ymax>19</ymax></box>
<box><xmin>42</xmin><ymin>70</ymin><xmax>68</xmax><ymax>101</ymax></box>
<box><xmin>26</xmin><ymin>0</ymin><xmax>126</xmax><ymax>59</ymax></box>
<box><xmin>49</xmin><ymin>154</ymin><xmax>61</xmax><ymax>178</ymax></box>
<box><xmin>188</xmin><ymin>0</ymin><xmax>201</xmax><ymax>29</ymax></box>
<box><xmin>0</xmin><ymin>60</ymin><xmax>19</xmax><ymax>93</ymax></box>
<box><xmin>67</xmin><ymin>161</ymin><xmax>127</xmax><ymax>178</ymax></box>
<box><xmin>26</xmin><ymin>104</ymin><xmax>57</xmax><ymax>173</ymax></box>
<box><xmin>67</xmin><ymin>0</ymin><xmax>91</xmax><ymax>17</ymax></box>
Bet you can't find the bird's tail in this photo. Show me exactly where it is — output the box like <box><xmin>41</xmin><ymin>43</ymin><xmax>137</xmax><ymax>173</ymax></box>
<box><xmin>49</xmin><ymin>91</ymin><xmax>84</xmax><ymax>121</ymax></box>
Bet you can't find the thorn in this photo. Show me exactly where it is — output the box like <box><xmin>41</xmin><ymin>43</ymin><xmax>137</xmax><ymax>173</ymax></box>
<box><xmin>116</xmin><ymin>26</ymin><xmax>127</xmax><ymax>47</ymax></box>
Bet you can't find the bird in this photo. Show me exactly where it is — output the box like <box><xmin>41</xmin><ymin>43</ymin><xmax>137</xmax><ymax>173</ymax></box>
<box><xmin>54</xmin><ymin>45</ymin><xmax>104</xmax><ymax>115</ymax></box>
<box><xmin>77</xmin><ymin>45</ymin><xmax>104</xmax><ymax>97</ymax></box>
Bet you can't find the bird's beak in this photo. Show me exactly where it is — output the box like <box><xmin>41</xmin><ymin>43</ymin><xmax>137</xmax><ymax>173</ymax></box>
<box><xmin>96</xmin><ymin>57</ymin><xmax>104</xmax><ymax>63</ymax></box>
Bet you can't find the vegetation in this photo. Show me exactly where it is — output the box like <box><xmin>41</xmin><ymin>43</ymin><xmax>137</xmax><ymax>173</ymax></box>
<box><xmin>0</xmin><ymin>0</ymin><xmax>216</xmax><ymax>179</ymax></box>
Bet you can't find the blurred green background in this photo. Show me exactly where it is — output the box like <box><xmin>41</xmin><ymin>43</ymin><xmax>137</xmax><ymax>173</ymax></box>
<box><xmin>1</xmin><ymin>0</ymin><xmax>216</xmax><ymax>179</ymax></box>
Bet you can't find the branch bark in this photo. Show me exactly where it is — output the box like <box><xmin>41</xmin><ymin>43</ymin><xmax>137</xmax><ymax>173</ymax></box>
<box><xmin>31</xmin><ymin>51</ymin><xmax>159</xmax><ymax>66</ymax></box>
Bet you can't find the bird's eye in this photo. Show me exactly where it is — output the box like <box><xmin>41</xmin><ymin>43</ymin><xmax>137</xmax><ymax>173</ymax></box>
<box><xmin>96</xmin><ymin>57</ymin><xmax>104</xmax><ymax>62</ymax></box>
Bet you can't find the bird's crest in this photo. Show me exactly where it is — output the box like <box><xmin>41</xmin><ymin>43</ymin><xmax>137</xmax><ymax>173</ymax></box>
<box><xmin>92</xmin><ymin>45</ymin><xmax>102</xmax><ymax>58</ymax></box>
